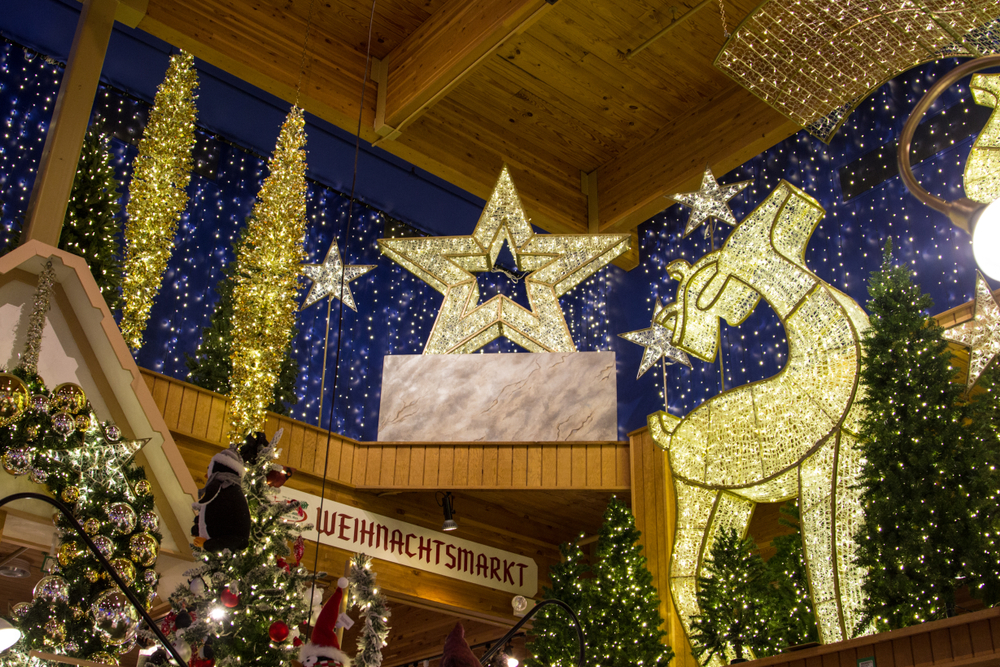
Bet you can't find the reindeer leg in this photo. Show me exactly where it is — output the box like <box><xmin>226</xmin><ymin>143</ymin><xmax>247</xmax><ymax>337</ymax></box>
<box><xmin>833</xmin><ymin>430</ymin><xmax>867</xmax><ymax>637</ymax></box>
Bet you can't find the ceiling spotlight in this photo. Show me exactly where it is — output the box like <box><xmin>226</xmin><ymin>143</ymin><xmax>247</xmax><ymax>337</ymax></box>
<box><xmin>0</xmin><ymin>618</ymin><xmax>21</xmax><ymax>653</ymax></box>
<box><xmin>0</xmin><ymin>559</ymin><xmax>30</xmax><ymax>579</ymax></box>
<box><xmin>438</xmin><ymin>491</ymin><xmax>458</xmax><ymax>531</ymax></box>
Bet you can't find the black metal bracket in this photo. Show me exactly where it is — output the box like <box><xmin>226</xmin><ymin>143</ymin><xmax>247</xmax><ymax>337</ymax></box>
<box><xmin>479</xmin><ymin>599</ymin><xmax>584</xmax><ymax>667</ymax></box>
<box><xmin>0</xmin><ymin>492</ymin><xmax>188</xmax><ymax>667</ymax></box>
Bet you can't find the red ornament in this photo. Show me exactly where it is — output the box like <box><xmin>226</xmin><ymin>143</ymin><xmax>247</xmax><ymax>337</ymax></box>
<box><xmin>293</xmin><ymin>636</ymin><xmax>304</xmax><ymax>647</ymax></box>
<box><xmin>276</xmin><ymin>557</ymin><xmax>291</xmax><ymax>572</ymax></box>
<box><xmin>220</xmin><ymin>588</ymin><xmax>240</xmax><ymax>608</ymax></box>
<box><xmin>293</xmin><ymin>536</ymin><xmax>305</xmax><ymax>565</ymax></box>
<box><xmin>266</xmin><ymin>466</ymin><xmax>294</xmax><ymax>488</ymax></box>
<box><xmin>269</xmin><ymin>620</ymin><xmax>290</xmax><ymax>642</ymax></box>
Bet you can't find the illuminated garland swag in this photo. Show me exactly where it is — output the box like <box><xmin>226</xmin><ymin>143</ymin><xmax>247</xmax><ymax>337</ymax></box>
<box><xmin>348</xmin><ymin>553</ymin><xmax>391</xmax><ymax>667</ymax></box>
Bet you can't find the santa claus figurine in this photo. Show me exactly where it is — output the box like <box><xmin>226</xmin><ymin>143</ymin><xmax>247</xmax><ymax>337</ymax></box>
<box><xmin>299</xmin><ymin>578</ymin><xmax>354</xmax><ymax>667</ymax></box>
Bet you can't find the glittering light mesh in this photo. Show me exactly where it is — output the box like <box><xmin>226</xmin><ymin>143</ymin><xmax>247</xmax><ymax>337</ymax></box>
<box><xmin>943</xmin><ymin>271</ymin><xmax>1000</xmax><ymax>390</ymax></box>
<box><xmin>378</xmin><ymin>166</ymin><xmax>630</xmax><ymax>354</ymax></box>
<box><xmin>964</xmin><ymin>73</ymin><xmax>1000</xmax><ymax>204</ymax></box>
<box><xmin>715</xmin><ymin>0</ymin><xmax>1000</xmax><ymax>141</ymax></box>
<box><xmin>648</xmin><ymin>181</ymin><xmax>869</xmax><ymax>645</ymax></box>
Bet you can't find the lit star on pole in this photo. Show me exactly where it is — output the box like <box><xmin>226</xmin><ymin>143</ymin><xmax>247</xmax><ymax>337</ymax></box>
<box><xmin>619</xmin><ymin>299</ymin><xmax>692</xmax><ymax>378</ymax></box>
<box><xmin>669</xmin><ymin>166</ymin><xmax>750</xmax><ymax>238</ymax></box>
<box><xmin>301</xmin><ymin>239</ymin><xmax>375</xmax><ymax>311</ymax></box>
<box><xmin>943</xmin><ymin>271</ymin><xmax>1000</xmax><ymax>390</ymax></box>
<box><xmin>378</xmin><ymin>166</ymin><xmax>630</xmax><ymax>354</ymax></box>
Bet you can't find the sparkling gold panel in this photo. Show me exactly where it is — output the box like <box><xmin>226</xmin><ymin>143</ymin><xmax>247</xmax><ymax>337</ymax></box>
<box><xmin>649</xmin><ymin>181</ymin><xmax>870</xmax><ymax>649</ymax></box>
<box><xmin>715</xmin><ymin>0</ymin><xmax>1000</xmax><ymax>141</ymax></box>
<box><xmin>965</xmin><ymin>73</ymin><xmax>1000</xmax><ymax>204</ymax></box>
<box><xmin>378</xmin><ymin>166</ymin><xmax>629</xmax><ymax>354</ymax></box>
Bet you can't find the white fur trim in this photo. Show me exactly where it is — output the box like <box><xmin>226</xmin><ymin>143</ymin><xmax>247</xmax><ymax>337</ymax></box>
<box><xmin>299</xmin><ymin>643</ymin><xmax>351</xmax><ymax>667</ymax></box>
<box><xmin>211</xmin><ymin>450</ymin><xmax>245</xmax><ymax>476</ymax></box>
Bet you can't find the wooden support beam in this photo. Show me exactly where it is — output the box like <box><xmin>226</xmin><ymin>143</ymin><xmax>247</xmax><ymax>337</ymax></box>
<box><xmin>379</xmin><ymin>0</ymin><xmax>553</xmax><ymax>137</ymax></box>
<box><xmin>72</xmin><ymin>0</ymin><xmax>148</xmax><ymax>28</ymax></box>
<box><xmin>597</xmin><ymin>85</ymin><xmax>800</xmax><ymax>234</ymax></box>
<box><xmin>21</xmin><ymin>0</ymin><xmax>119</xmax><ymax>248</ymax></box>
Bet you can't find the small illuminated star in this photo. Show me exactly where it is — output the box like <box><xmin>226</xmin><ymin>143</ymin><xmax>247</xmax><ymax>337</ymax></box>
<box><xmin>668</xmin><ymin>166</ymin><xmax>750</xmax><ymax>238</ymax></box>
<box><xmin>619</xmin><ymin>299</ymin><xmax>692</xmax><ymax>379</ymax></box>
<box><xmin>301</xmin><ymin>240</ymin><xmax>375</xmax><ymax>311</ymax></box>
<box><xmin>943</xmin><ymin>271</ymin><xmax>1000</xmax><ymax>391</ymax></box>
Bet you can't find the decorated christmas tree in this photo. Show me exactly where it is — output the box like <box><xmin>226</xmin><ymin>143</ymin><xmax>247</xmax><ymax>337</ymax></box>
<box><xmin>528</xmin><ymin>497</ymin><xmax>672</xmax><ymax>667</ymax></box>
<box><xmin>854</xmin><ymin>242</ymin><xmax>1000</xmax><ymax>632</ymax></box>
<box><xmin>155</xmin><ymin>432</ymin><xmax>319</xmax><ymax>667</ymax></box>
<box><xmin>59</xmin><ymin>121</ymin><xmax>124</xmax><ymax>313</ymax></box>
<box><xmin>185</xmin><ymin>223</ymin><xmax>299</xmax><ymax>416</ymax></box>
<box><xmin>0</xmin><ymin>264</ymin><xmax>159</xmax><ymax>667</ymax></box>
<box><xmin>688</xmin><ymin>528</ymin><xmax>770</xmax><ymax>665</ymax></box>
<box><xmin>761</xmin><ymin>502</ymin><xmax>817</xmax><ymax>650</ymax></box>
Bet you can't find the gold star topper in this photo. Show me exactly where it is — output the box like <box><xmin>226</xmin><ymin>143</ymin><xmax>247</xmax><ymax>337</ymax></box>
<box><xmin>378</xmin><ymin>166</ymin><xmax>630</xmax><ymax>354</ymax></box>
<box><xmin>669</xmin><ymin>166</ymin><xmax>750</xmax><ymax>238</ymax></box>
<box><xmin>619</xmin><ymin>299</ymin><xmax>692</xmax><ymax>378</ymax></box>
<box><xmin>943</xmin><ymin>271</ymin><xmax>1000</xmax><ymax>391</ymax></box>
<box><xmin>301</xmin><ymin>239</ymin><xmax>375</xmax><ymax>311</ymax></box>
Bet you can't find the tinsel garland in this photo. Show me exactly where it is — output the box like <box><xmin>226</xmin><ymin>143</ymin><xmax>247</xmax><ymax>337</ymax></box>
<box><xmin>227</xmin><ymin>107</ymin><xmax>307</xmax><ymax>445</ymax></box>
<box><xmin>348</xmin><ymin>553</ymin><xmax>391</xmax><ymax>667</ymax></box>
<box><xmin>121</xmin><ymin>50</ymin><xmax>199</xmax><ymax>351</ymax></box>
<box><xmin>21</xmin><ymin>260</ymin><xmax>55</xmax><ymax>374</ymax></box>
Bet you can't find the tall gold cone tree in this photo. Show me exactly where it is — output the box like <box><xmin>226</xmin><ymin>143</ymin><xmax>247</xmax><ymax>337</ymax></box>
<box><xmin>227</xmin><ymin>107</ymin><xmax>307</xmax><ymax>445</ymax></box>
<box><xmin>121</xmin><ymin>51</ymin><xmax>199</xmax><ymax>350</ymax></box>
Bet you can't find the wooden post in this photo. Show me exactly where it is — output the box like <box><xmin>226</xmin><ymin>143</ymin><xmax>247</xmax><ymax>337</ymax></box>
<box><xmin>21</xmin><ymin>0</ymin><xmax>120</xmax><ymax>248</ymax></box>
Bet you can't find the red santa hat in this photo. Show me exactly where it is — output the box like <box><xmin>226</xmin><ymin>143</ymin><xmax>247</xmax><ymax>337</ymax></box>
<box><xmin>299</xmin><ymin>578</ymin><xmax>353</xmax><ymax>667</ymax></box>
<box><xmin>441</xmin><ymin>623</ymin><xmax>480</xmax><ymax>667</ymax></box>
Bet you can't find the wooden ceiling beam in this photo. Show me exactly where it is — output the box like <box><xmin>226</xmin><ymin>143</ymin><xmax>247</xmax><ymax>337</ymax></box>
<box><xmin>378</xmin><ymin>0</ymin><xmax>554</xmax><ymax>137</ymax></box>
<box><xmin>596</xmin><ymin>84</ymin><xmax>800</xmax><ymax>233</ymax></box>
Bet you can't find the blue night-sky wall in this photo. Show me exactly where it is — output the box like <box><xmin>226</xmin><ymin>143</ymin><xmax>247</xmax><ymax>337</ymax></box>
<box><xmin>0</xmin><ymin>20</ymin><xmax>989</xmax><ymax>441</ymax></box>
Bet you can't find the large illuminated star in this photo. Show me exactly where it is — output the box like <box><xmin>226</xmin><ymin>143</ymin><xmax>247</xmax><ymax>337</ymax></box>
<box><xmin>943</xmin><ymin>271</ymin><xmax>1000</xmax><ymax>391</ymax></box>
<box><xmin>301</xmin><ymin>239</ymin><xmax>375</xmax><ymax>311</ymax></box>
<box><xmin>378</xmin><ymin>166</ymin><xmax>630</xmax><ymax>354</ymax></box>
<box><xmin>619</xmin><ymin>299</ymin><xmax>692</xmax><ymax>378</ymax></box>
<box><xmin>669</xmin><ymin>166</ymin><xmax>750</xmax><ymax>238</ymax></box>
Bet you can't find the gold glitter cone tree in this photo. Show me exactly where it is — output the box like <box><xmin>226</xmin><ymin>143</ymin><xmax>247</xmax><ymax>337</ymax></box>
<box><xmin>121</xmin><ymin>51</ymin><xmax>199</xmax><ymax>350</ymax></box>
<box><xmin>227</xmin><ymin>107</ymin><xmax>307</xmax><ymax>445</ymax></box>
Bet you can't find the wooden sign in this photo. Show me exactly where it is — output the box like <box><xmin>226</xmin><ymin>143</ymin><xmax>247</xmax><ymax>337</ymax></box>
<box><xmin>281</xmin><ymin>488</ymin><xmax>538</xmax><ymax>595</ymax></box>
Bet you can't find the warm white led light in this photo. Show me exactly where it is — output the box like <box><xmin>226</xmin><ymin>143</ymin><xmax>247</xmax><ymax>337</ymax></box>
<box><xmin>973</xmin><ymin>199</ymin><xmax>1000</xmax><ymax>280</ymax></box>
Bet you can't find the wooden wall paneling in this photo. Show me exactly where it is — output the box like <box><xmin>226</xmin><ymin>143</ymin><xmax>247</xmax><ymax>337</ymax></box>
<box><xmin>191</xmin><ymin>391</ymin><xmax>213</xmax><ymax>441</ymax></box>
<box><xmin>424</xmin><ymin>445</ymin><xmax>441</xmax><ymax>487</ymax></box>
<box><xmin>409</xmin><ymin>445</ymin><xmax>426</xmax><ymax>486</ymax></box>
<box><xmin>511</xmin><ymin>445</ymin><xmax>527</xmax><ymax>488</ymax></box>
<box><xmin>836</xmin><ymin>646</ymin><xmax>857</xmax><ymax>667</ymax></box>
<box><xmin>285</xmin><ymin>423</ymin><xmax>305</xmax><ymax>469</ymax></box>
<box><xmin>379</xmin><ymin>443</ymin><xmax>397</xmax><ymax>486</ymax></box>
<box><xmin>804</xmin><ymin>653</ymin><xmax>824</xmax><ymax>667</ymax></box>
<box><xmin>928</xmin><ymin>628</ymin><xmax>952</xmax><ymax>664</ymax></box>
<box><xmin>819</xmin><ymin>653</ymin><xmax>839</xmax><ymax>667</ymax></box>
<box><xmin>468</xmin><ymin>446</ymin><xmax>484</xmax><ymax>487</ymax></box>
<box><xmin>482</xmin><ymin>445</ymin><xmax>498</xmax><ymax>487</ymax></box>
<box><xmin>555</xmin><ymin>444</ymin><xmax>571</xmax><ymax>487</ymax></box>
<box><xmin>950</xmin><ymin>623</ymin><xmax>975</xmax><ymax>662</ymax></box>
<box><xmin>496</xmin><ymin>445</ymin><xmax>512</xmax><ymax>487</ymax></box>
<box><xmin>893</xmin><ymin>636</ymin><xmax>916</xmax><ymax>667</ymax></box>
<box><xmin>874</xmin><ymin>640</ymin><xmax>896</xmax><ymax>667</ymax></box>
<box><xmin>365</xmin><ymin>445</ymin><xmax>383</xmax><ymax>486</ymax></box>
<box><xmin>969</xmin><ymin>619</ymin><xmax>995</xmax><ymax>655</ymax></box>
<box><xmin>527</xmin><ymin>444</ymin><xmax>542</xmax><ymax>487</ymax></box>
<box><xmin>570</xmin><ymin>443</ymin><xmax>585</xmax><ymax>486</ymax></box>
<box><xmin>438</xmin><ymin>446</ymin><xmax>455</xmax><ymax>487</ymax></box>
<box><xmin>453</xmin><ymin>446</ymin><xmax>469</xmax><ymax>486</ymax></box>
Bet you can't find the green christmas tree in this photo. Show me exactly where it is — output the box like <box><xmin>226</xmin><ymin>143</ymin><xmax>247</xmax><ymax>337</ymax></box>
<box><xmin>185</xmin><ymin>223</ymin><xmax>299</xmax><ymax>416</ymax></box>
<box><xmin>59</xmin><ymin>122</ymin><xmax>125</xmax><ymax>313</ymax></box>
<box><xmin>761</xmin><ymin>502</ymin><xmax>817</xmax><ymax>650</ymax></box>
<box><xmin>688</xmin><ymin>528</ymin><xmax>770</xmax><ymax>665</ymax></box>
<box><xmin>854</xmin><ymin>242</ymin><xmax>1000</xmax><ymax>632</ymax></box>
<box><xmin>528</xmin><ymin>497</ymin><xmax>672</xmax><ymax>667</ymax></box>
<box><xmin>159</xmin><ymin>434</ymin><xmax>319</xmax><ymax>667</ymax></box>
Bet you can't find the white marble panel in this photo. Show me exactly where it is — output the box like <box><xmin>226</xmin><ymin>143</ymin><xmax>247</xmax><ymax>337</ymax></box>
<box><xmin>378</xmin><ymin>352</ymin><xmax>617</xmax><ymax>442</ymax></box>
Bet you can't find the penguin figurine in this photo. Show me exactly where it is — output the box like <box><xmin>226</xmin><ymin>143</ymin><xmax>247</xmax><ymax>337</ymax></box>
<box><xmin>191</xmin><ymin>447</ymin><xmax>251</xmax><ymax>552</ymax></box>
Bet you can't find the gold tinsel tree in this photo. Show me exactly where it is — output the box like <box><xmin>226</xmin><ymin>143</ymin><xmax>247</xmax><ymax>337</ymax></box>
<box><xmin>121</xmin><ymin>51</ymin><xmax>199</xmax><ymax>350</ymax></box>
<box><xmin>227</xmin><ymin>107</ymin><xmax>307</xmax><ymax>445</ymax></box>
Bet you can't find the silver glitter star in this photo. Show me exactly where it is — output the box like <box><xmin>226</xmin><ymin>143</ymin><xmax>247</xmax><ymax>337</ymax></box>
<box><xmin>301</xmin><ymin>240</ymin><xmax>375</xmax><ymax>311</ymax></box>
<box><xmin>669</xmin><ymin>166</ymin><xmax>750</xmax><ymax>238</ymax></box>
<box><xmin>619</xmin><ymin>299</ymin><xmax>692</xmax><ymax>379</ymax></box>
<box><xmin>943</xmin><ymin>271</ymin><xmax>1000</xmax><ymax>391</ymax></box>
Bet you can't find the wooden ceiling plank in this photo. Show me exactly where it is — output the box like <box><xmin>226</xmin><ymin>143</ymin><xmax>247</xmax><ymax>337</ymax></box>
<box><xmin>381</xmin><ymin>0</ymin><xmax>554</xmax><ymax>133</ymax></box>
<box><xmin>597</xmin><ymin>84</ymin><xmax>800</xmax><ymax>232</ymax></box>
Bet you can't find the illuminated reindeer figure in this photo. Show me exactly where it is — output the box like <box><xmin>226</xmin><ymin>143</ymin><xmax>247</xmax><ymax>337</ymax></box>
<box><xmin>648</xmin><ymin>181</ymin><xmax>870</xmax><ymax>648</ymax></box>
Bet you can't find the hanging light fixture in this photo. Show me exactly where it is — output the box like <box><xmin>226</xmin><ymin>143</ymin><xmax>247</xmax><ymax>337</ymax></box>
<box><xmin>0</xmin><ymin>618</ymin><xmax>20</xmax><ymax>653</ymax></box>
<box><xmin>897</xmin><ymin>55</ymin><xmax>1000</xmax><ymax>280</ymax></box>
<box><xmin>438</xmin><ymin>491</ymin><xmax>458</xmax><ymax>531</ymax></box>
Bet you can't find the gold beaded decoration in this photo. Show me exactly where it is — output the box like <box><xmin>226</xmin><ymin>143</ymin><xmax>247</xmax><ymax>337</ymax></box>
<box><xmin>647</xmin><ymin>181</ymin><xmax>869</xmax><ymax>644</ymax></box>
<box><xmin>378</xmin><ymin>166</ymin><xmax>630</xmax><ymax>354</ymax></box>
<box><xmin>715</xmin><ymin>0</ymin><xmax>1000</xmax><ymax>141</ymax></box>
<box><xmin>964</xmin><ymin>73</ymin><xmax>1000</xmax><ymax>204</ymax></box>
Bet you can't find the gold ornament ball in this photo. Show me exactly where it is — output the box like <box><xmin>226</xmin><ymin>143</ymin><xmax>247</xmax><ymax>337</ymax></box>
<box><xmin>142</xmin><ymin>568</ymin><xmax>158</xmax><ymax>588</ymax></box>
<box><xmin>91</xmin><ymin>589</ymin><xmax>139</xmax><ymax>646</ymax></box>
<box><xmin>58</xmin><ymin>541</ymin><xmax>83</xmax><ymax>567</ymax></box>
<box><xmin>51</xmin><ymin>411</ymin><xmax>75</xmax><ymax>438</ymax></box>
<box><xmin>139</xmin><ymin>510</ymin><xmax>158</xmax><ymax>532</ymax></box>
<box><xmin>75</xmin><ymin>414</ymin><xmax>93</xmax><ymax>431</ymax></box>
<box><xmin>33</xmin><ymin>575</ymin><xmax>69</xmax><ymax>603</ymax></box>
<box><xmin>83</xmin><ymin>517</ymin><xmax>101</xmax><ymax>535</ymax></box>
<box><xmin>106</xmin><ymin>502</ymin><xmax>137</xmax><ymax>535</ymax></box>
<box><xmin>103</xmin><ymin>424</ymin><xmax>121</xmax><ymax>442</ymax></box>
<box><xmin>90</xmin><ymin>653</ymin><xmax>118</xmax><ymax>667</ymax></box>
<box><xmin>2</xmin><ymin>447</ymin><xmax>33</xmax><ymax>475</ymax></box>
<box><xmin>61</xmin><ymin>486</ymin><xmax>80</xmax><ymax>504</ymax></box>
<box><xmin>92</xmin><ymin>534</ymin><xmax>115</xmax><ymax>559</ymax></box>
<box><xmin>134</xmin><ymin>480</ymin><xmax>152</xmax><ymax>496</ymax></box>
<box><xmin>44</xmin><ymin>618</ymin><xmax>66</xmax><ymax>646</ymax></box>
<box><xmin>30</xmin><ymin>393</ymin><xmax>50</xmax><ymax>414</ymax></box>
<box><xmin>0</xmin><ymin>373</ymin><xmax>29</xmax><ymax>427</ymax></box>
<box><xmin>12</xmin><ymin>602</ymin><xmax>31</xmax><ymax>619</ymax></box>
<box><xmin>51</xmin><ymin>383</ymin><xmax>87</xmax><ymax>414</ymax></box>
<box><xmin>29</xmin><ymin>467</ymin><xmax>48</xmax><ymax>484</ymax></box>
<box><xmin>110</xmin><ymin>557</ymin><xmax>136</xmax><ymax>587</ymax></box>
<box><xmin>129</xmin><ymin>532</ymin><xmax>158</xmax><ymax>567</ymax></box>
<box><xmin>86</xmin><ymin>569</ymin><xmax>102</xmax><ymax>582</ymax></box>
